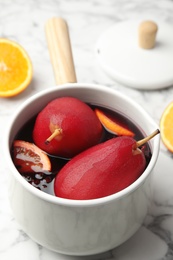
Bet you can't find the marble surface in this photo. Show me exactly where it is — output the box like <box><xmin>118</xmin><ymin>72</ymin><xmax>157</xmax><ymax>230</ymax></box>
<box><xmin>1</xmin><ymin>0</ymin><xmax>173</xmax><ymax>259</ymax></box>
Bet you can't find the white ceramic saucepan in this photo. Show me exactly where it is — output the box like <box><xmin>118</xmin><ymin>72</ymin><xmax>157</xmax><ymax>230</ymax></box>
<box><xmin>4</xmin><ymin>18</ymin><xmax>160</xmax><ymax>256</ymax></box>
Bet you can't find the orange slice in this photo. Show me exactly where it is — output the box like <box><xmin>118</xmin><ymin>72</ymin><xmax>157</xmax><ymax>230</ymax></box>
<box><xmin>13</xmin><ymin>140</ymin><xmax>51</xmax><ymax>173</ymax></box>
<box><xmin>160</xmin><ymin>102</ymin><xmax>173</xmax><ymax>153</ymax></box>
<box><xmin>0</xmin><ymin>38</ymin><xmax>32</xmax><ymax>97</ymax></box>
<box><xmin>95</xmin><ymin>108</ymin><xmax>135</xmax><ymax>137</ymax></box>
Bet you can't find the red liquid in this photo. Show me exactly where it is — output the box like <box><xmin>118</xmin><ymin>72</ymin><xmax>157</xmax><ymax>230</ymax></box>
<box><xmin>11</xmin><ymin>105</ymin><xmax>152</xmax><ymax>194</ymax></box>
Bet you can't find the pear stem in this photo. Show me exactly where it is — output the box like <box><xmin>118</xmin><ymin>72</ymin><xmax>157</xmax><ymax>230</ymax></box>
<box><xmin>136</xmin><ymin>129</ymin><xmax>160</xmax><ymax>148</ymax></box>
<box><xmin>45</xmin><ymin>128</ymin><xmax>62</xmax><ymax>144</ymax></box>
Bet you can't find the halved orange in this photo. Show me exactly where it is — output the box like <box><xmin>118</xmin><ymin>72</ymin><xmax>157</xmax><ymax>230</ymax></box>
<box><xmin>95</xmin><ymin>108</ymin><xmax>135</xmax><ymax>137</ymax></box>
<box><xmin>0</xmin><ymin>38</ymin><xmax>32</xmax><ymax>97</ymax></box>
<box><xmin>12</xmin><ymin>140</ymin><xmax>51</xmax><ymax>173</ymax></box>
<box><xmin>160</xmin><ymin>102</ymin><xmax>173</xmax><ymax>153</ymax></box>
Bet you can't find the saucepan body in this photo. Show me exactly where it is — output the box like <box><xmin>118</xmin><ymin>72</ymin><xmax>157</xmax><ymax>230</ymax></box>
<box><xmin>5</xmin><ymin>83</ymin><xmax>160</xmax><ymax>255</ymax></box>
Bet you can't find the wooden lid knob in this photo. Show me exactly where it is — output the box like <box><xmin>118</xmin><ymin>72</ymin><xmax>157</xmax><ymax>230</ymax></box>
<box><xmin>138</xmin><ymin>21</ymin><xmax>158</xmax><ymax>49</ymax></box>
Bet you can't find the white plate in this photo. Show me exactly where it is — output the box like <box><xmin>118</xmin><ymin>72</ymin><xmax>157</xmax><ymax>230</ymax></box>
<box><xmin>96</xmin><ymin>20</ymin><xmax>173</xmax><ymax>90</ymax></box>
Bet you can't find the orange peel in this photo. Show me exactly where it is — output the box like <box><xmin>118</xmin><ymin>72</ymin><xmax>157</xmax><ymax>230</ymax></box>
<box><xmin>95</xmin><ymin>108</ymin><xmax>135</xmax><ymax>137</ymax></box>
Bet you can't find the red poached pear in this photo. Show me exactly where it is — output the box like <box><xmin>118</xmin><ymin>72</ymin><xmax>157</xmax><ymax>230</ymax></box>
<box><xmin>54</xmin><ymin>136</ymin><xmax>146</xmax><ymax>200</ymax></box>
<box><xmin>54</xmin><ymin>130</ymin><xmax>159</xmax><ymax>200</ymax></box>
<box><xmin>32</xmin><ymin>97</ymin><xmax>103</xmax><ymax>158</ymax></box>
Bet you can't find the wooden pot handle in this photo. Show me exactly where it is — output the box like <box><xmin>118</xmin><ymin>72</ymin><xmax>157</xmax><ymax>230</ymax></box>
<box><xmin>45</xmin><ymin>17</ymin><xmax>77</xmax><ymax>85</ymax></box>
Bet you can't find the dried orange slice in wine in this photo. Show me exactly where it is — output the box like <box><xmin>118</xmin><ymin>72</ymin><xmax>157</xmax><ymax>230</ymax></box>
<box><xmin>12</xmin><ymin>140</ymin><xmax>51</xmax><ymax>173</ymax></box>
<box><xmin>0</xmin><ymin>38</ymin><xmax>32</xmax><ymax>97</ymax></box>
<box><xmin>95</xmin><ymin>108</ymin><xmax>134</xmax><ymax>137</ymax></box>
<box><xmin>160</xmin><ymin>102</ymin><xmax>173</xmax><ymax>152</ymax></box>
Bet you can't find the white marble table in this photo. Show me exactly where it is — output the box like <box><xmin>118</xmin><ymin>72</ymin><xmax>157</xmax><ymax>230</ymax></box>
<box><xmin>1</xmin><ymin>0</ymin><xmax>173</xmax><ymax>259</ymax></box>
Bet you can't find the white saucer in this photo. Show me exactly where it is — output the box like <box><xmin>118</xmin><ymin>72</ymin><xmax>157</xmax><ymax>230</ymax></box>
<box><xmin>96</xmin><ymin>20</ymin><xmax>173</xmax><ymax>90</ymax></box>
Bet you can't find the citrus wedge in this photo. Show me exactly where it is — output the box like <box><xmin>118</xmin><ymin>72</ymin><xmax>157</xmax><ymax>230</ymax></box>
<box><xmin>160</xmin><ymin>102</ymin><xmax>173</xmax><ymax>153</ymax></box>
<box><xmin>0</xmin><ymin>38</ymin><xmax>32</xmax><ymax>97</ymax></box>
<box><xmin>13</xmin><ymin>140</ymin><xmax>51</xmax><ymax>173</ymax></box>
<box><xmin>95</xmin><ymin>108</ymin><xmax>135</xmax><ymax>137</ymax></box>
